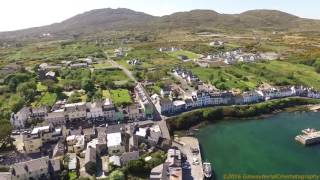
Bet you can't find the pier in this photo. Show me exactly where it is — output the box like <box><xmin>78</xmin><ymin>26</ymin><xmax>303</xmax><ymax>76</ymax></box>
<box><xmin>174</xmin><ymin>136</ymin><xmax>204</xmax><ymax>180</ymax></box>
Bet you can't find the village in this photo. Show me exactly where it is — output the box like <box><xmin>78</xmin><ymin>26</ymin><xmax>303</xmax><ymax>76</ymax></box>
<box><xmin>1</xmin><ymin>42</ymin><xmax>320</xmax><ymax>179</ymax></box>
<box><xmin>153</xmin><ymin>66</ymin><xmax>320</xmax><ymax>116</ymax></box>
<box><xmin>1</xmin><ymin>40</ymin><xmax>320</xmax><ymax>180</ymax></box>
<box><xmin>1</xmin><ymin>54</ymin><xmax>320</xmax><ymax>179</ymax></box>
<box><xmin>159</xmin><ymin>43</ymin><xmax>279</xmax><ymax>68</ymax></box>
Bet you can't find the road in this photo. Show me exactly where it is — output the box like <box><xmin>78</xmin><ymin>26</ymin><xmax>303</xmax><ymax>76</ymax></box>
<box><xmin>109</xmin><ymin>59</ymin><xmax>162</xmax><ymax>120</ymax></box>
<box><xmin>109</xmin><ymin>60</ymin><xmax>137</xmax><ymax>83</ymax></box>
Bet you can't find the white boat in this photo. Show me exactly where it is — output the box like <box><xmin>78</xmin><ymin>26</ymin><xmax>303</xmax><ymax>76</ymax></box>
<box><xmin>203</xmin><ymin>162</ymin><xmax>213</xmax><ymax>179</ymax></box>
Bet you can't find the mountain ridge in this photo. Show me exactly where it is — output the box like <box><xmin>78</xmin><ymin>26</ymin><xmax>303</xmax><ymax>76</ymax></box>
<box><xmin>1</xmin><ymin>8</ymin><xmax>320</xmax><ymax>40</ymax></box>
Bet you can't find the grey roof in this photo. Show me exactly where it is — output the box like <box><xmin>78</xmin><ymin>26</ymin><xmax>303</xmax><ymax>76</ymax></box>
<box><xmin>11</xmin><ymin>157</ymin><xmax>49</xmax><ymax>176</ymax></box>
<box><xmin>150</xmin><ymin>163</ymin><xmax>168</xmax><ymax>180</ymax></box>
<box><xmin>85</xmin><ymin>147</ymin><xmax>96</xmax><ymax>165</ymax></box>
<box><xmin>83</xmin><ymin>128</ymin><xmax>96</xmax><ymax>136</ymax></box>
<box><xmin>106</xmin><ymin>124</ymin><xmax>125</xmax><ymax>134</ymax></box>
<box><xmin>120</xmin><ymin>151</ymin><xmax>139</xmax><ymax>165</ymax></box>
<box><xmin>69</xmin><ymin>128</ymin><xmax>82</xmax><ymax>136</ymax></box>
<box><xmin>52</xmin><ymin>141</ymin><xmax>65</xmax><ymax>158</ymax></box>
<box><xmin>65</xmin><ymin>104</ymin><xmax>87</xmax><ymax>112</ymax></box>
<box><xmin>148</xmin><ymin>131</ymin><xmax>162</xmax><ymax>143</ymax></box>
<box><xmin>160</xmin><ymin>98</ymin><xmax>172</xmax><ymax>105</ymax></box>
<box><xmin>49</xmin><ymin>159</ymin><xmax>61</xmax><ymax>173</ymax></box>
<box><xmin>96</xmin><ymin>127</ymin><xmax>107</xmax><ymax>135</ymax></box>
<box><xmin>32</xmin><ymin>106</ymin><xmax>49</xmax><ymax>114</ymax></box>
<box><xmin>161</xmin><ymin>85</ymin><xmax>172</xmax><ymax>92</ymax></box>
<box><xmin>46</xmin><ymin>111</ymin><xmax>65</xmax><ymax>119</ymax></box>
<box><xmin>86</xmin><ymin>101</ymin><xmax>103</xmax><ymax>110</ymax></box>
<box><xmin>17</xmin><ymin>107</ymin><xmax>31</xmax><ymax>116</ymax></box>
<box><xmin>185</xmin><ymin>99</ymin><xmax>193</xmax><ymax>104</ymax></box>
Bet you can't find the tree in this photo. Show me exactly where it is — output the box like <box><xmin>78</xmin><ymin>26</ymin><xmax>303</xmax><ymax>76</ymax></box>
<box><xmin>127</xmin><ymin>159</ymin><xmax>146</xmax><ymax>175</ymax></box>
<box><xmin>16</xmin><ymin>81</ymin><xmax>37</xmax><ymax>103</ymax></box>
<box><xmin>0</xmin><ymin>120</ymin><xmax>13</xmax><ymax>149</ymax></box>
<box><xmin>109</xmin><ymin>170</ymin><xmax>125</xmax><ymax>180</ymax></box>
<box><xmin>68</xmin><ymin>92</ymin><xmax>82</xmax><ymax>103</ymax></box>
<box><xmin>315</xmin><ymin>65</ymin><xmax>320</xmax><ymax>73</ymax></box>
<box><xmin>81</xmin><ymin>79</ymin><xmax>95</xmax><ymax>93</ymax></box>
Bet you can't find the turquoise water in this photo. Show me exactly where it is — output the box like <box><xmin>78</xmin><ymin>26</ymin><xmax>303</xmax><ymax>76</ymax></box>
<box><xmin>197</xmin><ymin>112</ymin><xmax>320</xmax><ymax>180</ymax></box>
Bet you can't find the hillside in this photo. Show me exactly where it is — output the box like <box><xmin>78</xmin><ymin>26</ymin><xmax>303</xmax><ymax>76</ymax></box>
<box><xmin>1</xmin><ymin>8</ymin><xmax>320</xmax><ymax>40</ymax></box>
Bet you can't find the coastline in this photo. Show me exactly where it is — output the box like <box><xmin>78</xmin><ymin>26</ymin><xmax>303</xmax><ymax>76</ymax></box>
<box><xmin>167</xmin><ymin>97</ymin><xmax>319</xmax><ymax>134</ymax></box>
<box><xmin>179</xmin><ymin>106</ymin><xmax>307</xmax><ymax>136</ymax></box>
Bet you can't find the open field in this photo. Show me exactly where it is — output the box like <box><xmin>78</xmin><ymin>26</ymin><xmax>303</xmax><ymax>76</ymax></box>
<box><xmin>93</xmin><ymin>60</ymin><xmax>113</xmax><ymax>69</ymax></box>
<box><xmin>167</xmin><ymin>50</ymin><xmax>200</xmax><ymax>59</ymax></box>
<box><xmin>103</xmin><ymin>89</ymin><xmax>132</xmax><ymax>107</ymax></box>
<box><xmin>33</xmin><ymin>92</ymin><xmax>57</xmax><ymax>107</ymax></box>
<box><xmin>188</xmin><ymin>60</ymin><xmax>320</xmax><ymax>91</ymax></box>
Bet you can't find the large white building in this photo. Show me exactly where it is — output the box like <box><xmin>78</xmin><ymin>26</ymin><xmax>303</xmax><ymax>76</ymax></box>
<box><xmin>107</xmin><ymin>132</ymin><xmax>125</xmax><ymax>155</ymax></box>
<box><xmin>256</xmin><ymin>87</ymin><xmax>295</xmax><ymax>100</ymax></box>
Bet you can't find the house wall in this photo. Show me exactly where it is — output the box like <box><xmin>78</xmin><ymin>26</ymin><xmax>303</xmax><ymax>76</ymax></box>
<box><xmin>108</xmin><ymin>145</ymin><xmax>125</xmax><ymax>156</ymax></box>
<box><xmin>24</xmin><ymin>138</ymin><xmax>42</xmax><ymax>153</ymax></box>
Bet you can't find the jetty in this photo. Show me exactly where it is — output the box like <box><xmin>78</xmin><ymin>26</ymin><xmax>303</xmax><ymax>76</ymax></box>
<box><xmin>295</xmin><ymin>128</ymin><xmax>320</xmax><ymax>145</ymax></box>
<box><xmin>174</xmin><ymin>136</ymin><xmax>204</xmax><ymax>180</ymax></box>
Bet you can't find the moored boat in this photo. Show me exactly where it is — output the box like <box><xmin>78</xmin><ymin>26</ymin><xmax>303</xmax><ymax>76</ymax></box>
<box><xmin>203</xmin><ymin>162</ymin><xmax>213</xmax><ymax>179</ymax></box>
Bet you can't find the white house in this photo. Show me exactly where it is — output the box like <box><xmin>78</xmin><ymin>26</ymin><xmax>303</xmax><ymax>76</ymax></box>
<box><xmin>107</xmin><ymin>132</ymin><xmax>125</xmax><ymax>155</ymax></box>
<box><xmin>241</xmin><ymin>91</ymin><xmax>263</xmax><ymax>104</ymax></box>
<box><xmin>307</xmin><ymin>89</ymin><xmax>320</xmax><ymax>99</ymax></box>
<box><xmin>257</xmin><ymin>87</ymin><xmax>294</xmax><ymax>100</ymax></box>
<box><xmin>160</xmin><ymin>86</ymin><xmax>172</xmax><ymax>98</ymax></box>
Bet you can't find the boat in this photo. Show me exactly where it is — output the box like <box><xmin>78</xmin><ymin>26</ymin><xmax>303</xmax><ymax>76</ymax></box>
<box><xmin>302</xmin><ymin>128</ymin><xmax>316</xmax><ymax>134</ymax></box>
<box><xmin>203</xmin><ymin>162</ymin><xmax>213</xmax><ymax>179</ymax></box>
<box><xmin>295</xmin><ymin>128</ymin><xmax>320</xmax><ymax>145</ymax></box>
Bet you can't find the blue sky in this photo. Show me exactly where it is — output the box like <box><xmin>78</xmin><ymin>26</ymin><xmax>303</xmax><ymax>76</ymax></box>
<box><xmin>0</xmin><ymin>0</ymin><xmax>319</xmax><ymax>31</ymax></box>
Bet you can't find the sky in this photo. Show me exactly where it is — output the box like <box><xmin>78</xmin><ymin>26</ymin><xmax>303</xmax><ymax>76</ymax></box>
<box><xmin>0</xmin><ymin>0</ymin><xmax>320</xmax><ymax>32</ymax></box>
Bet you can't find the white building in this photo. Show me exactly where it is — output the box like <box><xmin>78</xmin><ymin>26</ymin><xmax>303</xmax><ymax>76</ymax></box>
<box><xmin>107</xmin><ymin>132</ymin><xmax>125</xmax><ymax>155</ymax></box>
<box><xmin>257</xmin><ymin>87</ymin><xmax>294</xmax><ymax>100</ymax></box>
<box><xmin>241</xmin><ymin>91</ymin><xmax>263</xmax><ymax>104</ymax></box>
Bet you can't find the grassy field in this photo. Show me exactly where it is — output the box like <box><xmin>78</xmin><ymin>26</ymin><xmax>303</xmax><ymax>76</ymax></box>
<box><xmin>167</xmin><ymin>50</ymin><xmax>200</xmax><ymax>59</ymax></box>
<box><xmin>33</xmin><ymin>92</ymin><xmax>57</xmax><ymax>107</ymax></box>
<box><xmin>93</xmin><ymin>60</ymin><xmax>113</xmax><ymax>69</ymax></box>
<box><xmin>36</xmin><ymin>82</ymin><xmax>48</xmax><ymax>92</ymax></box>
<box><xmin>189</xmin><ymin>60</ymin><xmax>320</xmax><ymax>91</ymax></box>
<box><xmin>107</xmin><ymin>89</ymin><xmax>132</xmax><ymax>107</ymax></box>
<box><xmin>93</xmin><ymin>68</ymin><xmax>129</xmax><ymax>82</ymax></box>
<box><xmin>1</xmin><ymin>41</ymin><xmax>105</xmax><ymax>62</ymax></box>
